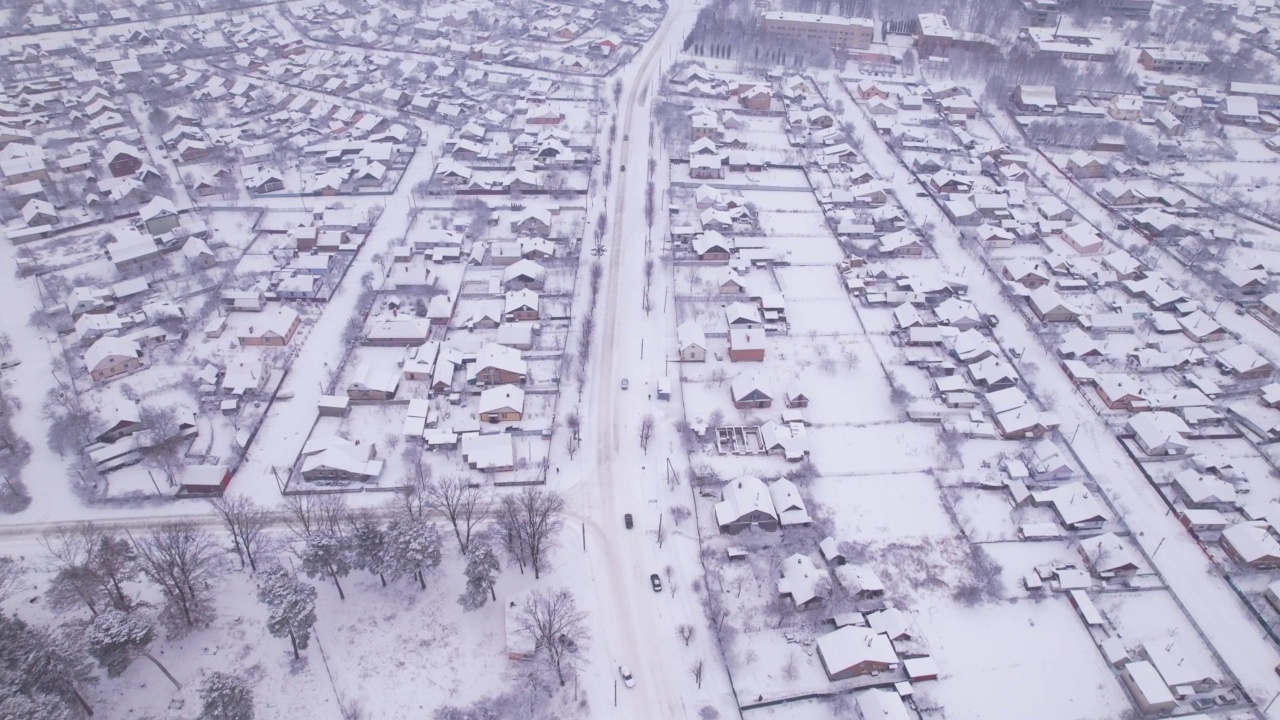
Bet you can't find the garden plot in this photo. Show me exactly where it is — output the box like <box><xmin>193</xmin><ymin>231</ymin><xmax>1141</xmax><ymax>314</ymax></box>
<box><xmin>808</xmin><ymin>425</ymin><xmax>943</xmax><ymax>477</ymax></box>
<box><xmin>911</xmin><ymin>599</ymin><xmax>1130</xmax><ymax>720</ymax></box>
<box><xmin>1093</xmin><ymin>590</ymin><xmax>1227</xmax><ymax>683</ymax></box>
<box><xmin>812</xmin><ymin>471</ymin><xmax>955</xmax><ymax>545</ymax></box>
<box><xmin>980</xmin><ymin>539</ymin><xmax>1080</xmax><ymax>596</ymax></box>
<box><xmin>947</xmin><ymin>487</ymin><xmax>1020</xmax><ymax>542</ymax></box>
<box><xmin>741</xmin><ymin>191</ymin><xmax>842</xmax><ymax>266</ymax></box>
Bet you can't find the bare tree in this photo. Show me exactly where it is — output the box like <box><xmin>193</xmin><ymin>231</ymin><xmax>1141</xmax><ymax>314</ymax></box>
<box><xmin>0</xmin><ymin>555</ymin><xmax>23</xmax><ymax>605</ymax></box>
<box><xmin>208</xmin><ymin>495</ymin><xmax>271</xmax><ymax>572</ymax></box>
<box><xmin>564</xmin><ymin>410</ymin><xmax>580</xmax><ymax>459</ymax></box>
<box><xmin>495</xmin><ymin>488</ymin><xmax>565</xmax><ymax>580</ymax></box>
<box><xmin>639</xmin><ymin>414</ymin><xmax>655</xmax><ymax>453</ymax></box>
<box><xmin>518</xmin><ymin>588</ymin><xmax>590</xmax><ymax>686</ymax></box>
<box><xmin>677</xmin><ymin>623</ymin><xmax>694</xmax><ymax>646</ymax></box>
<box><xmin>282</xmin><ymin>493</ymin><xmax>347</xmax><ymax>541</ymax></box>
<box><xmin>423</xmin><ymin>476</ymin><xmax>490</xmax><ymax>554</ymax></box>
<box><xmin>138</xmin><ymin>404</ymin><xmax>188</xmax><ymax>486</ymax></box>
<box><xmin>131</xmin><ymin>522</ymin><xmax>222</xmax><ymax>632</ymax></box>
<box><xmin>691</xmin><ymin>658</ymin><xmax>704</xmax><ymax>689</ymax></box>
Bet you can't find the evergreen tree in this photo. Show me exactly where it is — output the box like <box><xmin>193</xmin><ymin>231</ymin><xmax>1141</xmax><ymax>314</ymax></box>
<box><xmin>385</xmin><ymin>518</ymin><xmax>442</xmax><ymax>591</ymax></box>
<box><xmin>459</xmin><ymin>540</ymin><xmax>500</xmax><ymax>611</ymax></box>
<box><xmin>0</xmin><ymin>613</ymin><xmax>94</xmax><ymax>717</ymax></box>
<box><xmin>198</xmin><ymin>672</ymin><xmax>254</xmax><ymax>720</ymax></box>
<box><xmin>346</xmin><ymin>511</ymin><xmax>389</xmax><ymax>587</ymax></box>
<box><xmin>299</xmin><ymin>531</ymin><xmax>352</xmax><ymax>600</ymax></box>
<box><xmin>84</xmin><ymin>609</ymin><xmax>181</xmax><ymax>688</ymax></box>
<box><xmin>255</xmin><ymin>566</ymin><xmax>317</xmax><ymax>660</ymax></box>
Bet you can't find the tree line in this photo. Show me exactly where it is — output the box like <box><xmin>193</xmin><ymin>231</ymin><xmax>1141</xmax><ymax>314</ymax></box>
<box><xmin>0</xmin><ymin>476</ymin><xmax>575</xmax><ymax>719</ymax></box>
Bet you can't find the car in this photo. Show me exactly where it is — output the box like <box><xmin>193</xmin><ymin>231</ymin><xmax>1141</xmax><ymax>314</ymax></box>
<box><xmin>276</xmin><ymin>390</ymin><xmax>294</xmax><ymax>400</ymax></box>
<box><xmin>0</xmin><ymin>359</ymin><xmax>20</xmax><ymax>369</ymax></box>
<box><xmin>624</xmin><ymin>513</ymin><xmax>633</xmax><ymax>529</ymax></box>
<box><xmin>621</xmin><ymin>378</ymin><xmax>629</xmax><ymax>390</ymax></box>
<box><xmin>619</xmin><ymin>665</ymin><xmax>635</xmax><ymax>688</ymax></box>
<box><xmin>623</xmin><ymin>134</ymin><xmax>629</xmax><ymax>141</ymax></box>
<box><xmin>649</xmin><ymin>573</ymin><xmax>662</xmax><ymax>593</ymax></box>
<box><xmin>620</xmin><ymin>163</ymin><xmax>626</xmax><ymax>171</ymax></box>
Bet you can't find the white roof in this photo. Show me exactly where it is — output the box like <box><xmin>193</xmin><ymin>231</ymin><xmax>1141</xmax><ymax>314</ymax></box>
<box><xmin>816</xmin><ymin>626</ymin><xmax>897</xmax><ymax>673</ymax></box>
<box><xmin>714</xmin><ymin>475</ymin><xmax>777</xmax><ymax>527</ymax></box>
<box><xmin>777</xmin><ymin>553</ymin><xmax>829</xmax><ymax>607</ymax></box>
<box><xmin>1140</xmin><ymin>639</ymin><xmax>1216</xmax><ymax>688</ymax></box>
<box><xmin>1124</xmin><ymin>661</ymin><xmax>1175</xmax><ymax>706</ymax></box>
<box><xmin>769</xmin><ymin>478</ymin><xmax>810</xmax><ymax>525</ymax></box>
<box><xmin>677</xmin><ymin>320</ymin><xmax>706</xmax><ymax>350</ymax></box>
<box><xmin>85</xmin><ymin>336</ymin><xmax>139</xmax><ymax>372</ymax></box>
<box><xmin>479</xmin><ymin>384</ymin><xmax>525</xmax><ymax>415</ymax></box>
<box><xmin>1222</xmin><ymin>521</ymin><xmax>1280</xmax><ymax>566</ymax></box>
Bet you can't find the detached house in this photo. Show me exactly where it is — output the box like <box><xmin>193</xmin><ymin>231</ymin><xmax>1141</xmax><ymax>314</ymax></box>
<box><xmin>105</xmin><ymin>141</ymin><xmax>144</xmax><ymax>177</ymax></box>
<box><xmin>237</xmin><ymin>305</ymin><xmax>301</xmax><ymax>346</ymax></box>
<box><xmin>85</xmin><ymin>336</ymin><xmax>142</xmax><ymax>382</ymax></box>
<box><xmin>730</xmin><ymin>374</ymin><xmax>772</xmax><ymax>409</ymax></box>
<box><xmin>715</xmin><ymin>476</ymin><xmax>778</xmax><ymax>534</ymax></box>
<box><xmin>677</xmin><ymin>320</ymin><xmax>707</xmax><ymax>362</ymax></box>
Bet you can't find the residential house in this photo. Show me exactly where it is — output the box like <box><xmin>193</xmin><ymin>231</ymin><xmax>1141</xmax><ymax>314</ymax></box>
<box><xmin>347</xmin><ymin>363</ymin><xmax>400</xmax><ymax>400</ymax></box>
<box><xmin>677</xmin><ymin>321</ymin><xmax>707</xmax><ymax>362</ymax></box>
<box><xmin>237</xmin><ymin>305</ymin><xmax>301</xmax><ymax>346</ymax></box>
<box><xmin>730</xmin><ymin>374</ymin><xmax>772</xmax><ymax>409</ymax></box>
<box><xmin>714</xmin><ymin>476</ymin><xmax>778</xmax><ymax>533</ymax></box>
<box><xmin>1127</xmin><ymin>411</ymin><xmax>1191</xmax><ymax>455</ymax></box>
<box><xmin>728</xmin><ymin>327</ymin><xmax>765</xmax><ymax>362</ymax></box>
<box><xmin>85</xmin><ymin>336</ymin><xmax>142</xmax><ymax>382</ymax></box>
<box><xmin>478</xmin><ymin>384</ymin><xmax>525</xmax><ymax>423</ymax></box>
<box><xmin>816</xmin><ymin>626</ymin><xmax>897</xmax><ymax>680</ymax></box>
<box><xmin>777</xmin><ymin>554</ymin><xmax>830</xmax><ymax>609</ymax></box>
<box><xmin>470</xmin><ymin>343</ymin><xmax>527</xmax><ymax>385</ymax></box>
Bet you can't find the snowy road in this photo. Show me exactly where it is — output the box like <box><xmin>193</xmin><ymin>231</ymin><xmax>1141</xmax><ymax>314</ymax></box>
<box><xmin>831</xmin><ymin>76</ymin><xmax>1280</xmax><ymax>716</ymax></box>
<box><xmin>554</xmin><ymin>4</ymin><xmax>731</xmax><ymax>718</ymax></box>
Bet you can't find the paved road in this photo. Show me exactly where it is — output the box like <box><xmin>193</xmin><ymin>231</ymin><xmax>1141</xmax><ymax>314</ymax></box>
<box><xmin>560</xmin><ymin>5</ymin><xmax>715</xmax><ymax>718</ymax></box>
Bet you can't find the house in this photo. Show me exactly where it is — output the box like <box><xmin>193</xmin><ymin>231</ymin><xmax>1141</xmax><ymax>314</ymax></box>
<box><xmin>502</xmin><ymin>259</ymin><xmax>547</xmax><ymax>291</ymax></box>
<box><xmin>726</xmin><ymin>301</ymin><xmax>763</xmax><ymax>330</ymax></box>
<box><xmin>504</xmin><ymin>289</ymin><xmax>540</xmax><ymax>322</ymax></box>
<box><xmin>470</xmin><ymin>343</ymin><xmax>527</xmax><ymax>385</ymax></box>
<box><xmin>1028</xmin><ymin>286</ymin><xmax>1080</xmax><ymax>323</ymax></box>
<box><xmin>1216</xmin><ymin>344</ymin><xmax>1273</xmax><ymax>380</ymax></box>
<box><xmin>777</xmin><ymin>554</ymin><xmax>830</xmax><ymax>608</ymax></box>
<box><xmin>1222</xmin><ymin>521</ymin><xmax>1280</xmax><ymax>568</ymax></box>
<box><xmin>138</xmin><ymin>197</ymin><xmax>180</xmax><ymax>236</ymax></box>
<box><xmin>105</xmin><ymin>141</ymin><xmax>144</xmax><ymax>177</ymax></box>
<box><xmin>85</xmin><ymin>336</ymin><xmax>142</xmax><ymax>382</ymax></box>
<box><xmin>1078</xmin><ymin>532</ymin><xmax>1141</xmax><ymax>577</ymax></box>
<box><xmin>693</xmin><ymin>231</ymin><xmax>732</xmax><ymax>261</ymax></box>
<box><xmin>347</xmin><ymin>363</ymin><xmax>400</xmax><ymax>400</ymax></box>
<box><xmin>855</xmin><ymin>690</ymin><xmax>911</xmax><ymax>720</ymax></box>
<box><xmin>237</xmin><ymin>306</ymin><xmax>300</xmax><ymax>346</ymax></box>
<box><xmin>718</xmin><ymin>268</ymin><xmax>747</xmax><ymax>294</ymax></box>
<box><xmin>1032</xmin><ymin>482</ymin><xmax>1108</xmax><ymax>530</ymax></box>
<box><xmin>1121</xmin><ymin>662</ymin><xmax>1176</xmax><ymax>714</ymax></box>
<box><xmin>1095</xmin><ymin>374</ymin><xmax>1147</xmax><ymax>411</ymax></box>
<box><xmin>815</xmin><ymin>626</ymin><xmax>897</xmax><ymax>680</ymax></box>
<box><xmin>784</xmin><ymin>381</ymin><xmax>809</xmax><ymax>408</ymax></box>
<box><xmin>177</xmin><ymin>465</ymin><xmax>232</xmax><ymax>496</ymax></box>
<box><xmin>1127</xmin><ymin>411</ymin><xmax>1191</xmax><ymax>455</ymax></box>
<box><xmin>1108</xmin><ymin>94</ymin><xmax>1144</xmax><ymax>121</ymax></box>
<box><xmin>1218</xmin><ymin>95</ymin><xmax>1259</xmax><ymax>125</ymax></box>
<box><xmin>1138</xmin><ymin>640</ymin><xmax>1218</xmax><ymax>693</ymax></box>
<box><xmin>1015</xmin><ymin>85</ymin><xmax>1058</xmax><ymax>112</ymax></box>
<box><xmin>300</xmin><ymin>438</ymin><xmax>384</xmax><ymax>481</ymax></box>
<box><xmin>730</xmin><ymin>374</ymin><xmax>772</xmax><ymax>409</ymax></box>
<box><xmin>1066</xmin><ymin>151</ymin><xmax>1107</xmax><ymax>178</ymax></box>
<box><xmin>689</xmin><ymin>154</ymin><xmax>724</xmax><ymax>180</ymax></box>
<box><xmin>478</xmin><ymin>384</ymin><xmax>525</xmax><ymax>423</ymax></box>
<box><xmin>1002</xmin><ymin>258</ymin><xmax>1050</xmax><ymax>289</ymax></box>
<box><xmin>677</xmin><ymin>321</ymin><xmax>707</xmax><ymax>362</ymax></box>
<box><xmin>1139</xmin><ymin>48</ymin><xmax>1210</xmax><ymax>73</ymax></box>
<box><xmin>770</xmin><ymin>479</ymin><xmax>811</xmax><ymax>526</ymax></box>
<box><xmin>714</xmin><ymin>476</ymin><xmax>778</xmax><ymax>534</ymax></box>
<box><xmin>878</xmin><ymin>229</ymin><xmax>924</xmax><ymax>257</ymax></box>
<box><xmin>728</xmin><ymin>328</ymin><xmax>765</xmax><ymax>362</ymax></box>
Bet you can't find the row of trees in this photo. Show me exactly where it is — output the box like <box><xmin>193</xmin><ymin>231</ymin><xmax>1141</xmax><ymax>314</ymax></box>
<box><xmin>1</xmin><ymin>522</ymin><xmax>255</xmax><ymax>719</ymax></box>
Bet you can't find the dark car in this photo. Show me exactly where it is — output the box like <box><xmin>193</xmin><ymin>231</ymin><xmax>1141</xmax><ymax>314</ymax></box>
<box><xmin>650</xmin><ymin>573</ymin><xmax>662</xmax><ymax>593</ymax></box>
<box><xmin>624</xmin><ymin>513</ymin><xmax>633</xmax><ymax>529</ymax></box>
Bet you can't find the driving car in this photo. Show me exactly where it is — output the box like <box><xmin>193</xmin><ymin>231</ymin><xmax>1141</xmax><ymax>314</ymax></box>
<box><xmin>621</xmin><ymin>378</ymin><xmax>629</xmax><ymax>390</ymax></box>
<box><xmin>619</xmin><ymin>665</ymin><xmax>635</xmax><ymax>688</ymax></box>
<box><xmin>650</xmin><ymin>573</ymin><xmax>662</xmax><ymax>593</ymax></box>
<box><xmin>624</xmin><ymin>513</ymin><xmax>633</xmax><ymax>529</ymax></box>
<box><xmin>0</xmin><ymin>359</ymin><xmax>19</xmax><ymax>369</ymax></box>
